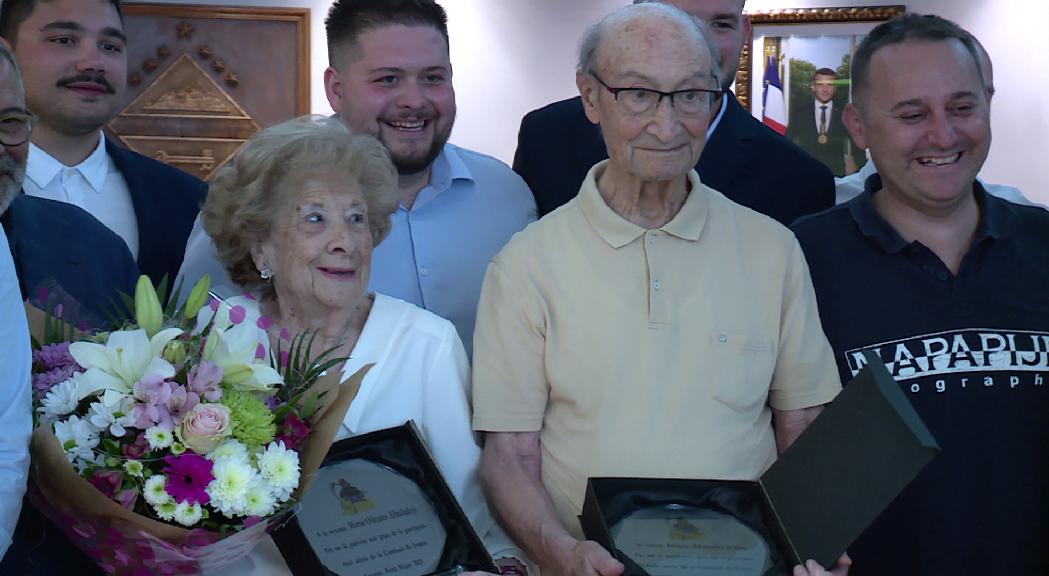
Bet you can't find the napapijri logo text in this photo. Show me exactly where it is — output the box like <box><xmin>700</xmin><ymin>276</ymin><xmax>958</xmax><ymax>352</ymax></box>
<box><xmin>846</xmin><ymin>329</ymin><xmax>1049</xmax><ymax>379</ymax></box>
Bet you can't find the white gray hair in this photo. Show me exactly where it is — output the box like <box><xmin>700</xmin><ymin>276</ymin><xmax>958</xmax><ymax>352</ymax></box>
<box><xmin>577</xmin><ymin>2</ymin><xmax>722</xmax><ymax>85</ymax></box>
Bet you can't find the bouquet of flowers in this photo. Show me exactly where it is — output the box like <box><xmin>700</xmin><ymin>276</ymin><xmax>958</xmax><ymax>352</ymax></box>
<box><xmin>27</xmin><ymin>275</ymin><xmax>367</xmax><ymax>574</ymax></box>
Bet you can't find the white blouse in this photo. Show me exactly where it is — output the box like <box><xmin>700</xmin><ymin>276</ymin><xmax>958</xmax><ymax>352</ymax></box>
<box><xmin>213</xmin><ymin>294</ymin><xmax>522</xmax><ymax>574</ymax></box>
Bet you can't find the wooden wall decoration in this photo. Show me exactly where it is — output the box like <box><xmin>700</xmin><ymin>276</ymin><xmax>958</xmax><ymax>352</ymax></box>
<box><xmin>107</xmin><ymin>4</ymin><xmax>310</xmax><ymax>181</ymax></box>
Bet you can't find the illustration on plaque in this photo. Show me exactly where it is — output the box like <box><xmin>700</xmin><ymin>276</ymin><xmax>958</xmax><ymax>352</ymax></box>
<box><xmin>107</xmin><ymin>53</ymin><xmax>259</xmax><ymax>180</ymax></box>
<box><xmin>669</xmin><ymin>517</ymin><xmax>705</xmax><ymax>541</ymax></box>
<box><xmin>331</xmin><ymin>479</ymin><xmax>376</xmax><ymax>516</ymax></box>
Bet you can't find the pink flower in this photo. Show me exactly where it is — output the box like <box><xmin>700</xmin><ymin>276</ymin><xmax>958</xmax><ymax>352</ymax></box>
<box><xmin>89</xmin><ymin>470</ymin><xmax>123</xmax><ymax>499</ymax></box>
<box><xmin>162</xmin><ymin>453</ymin><xmax>214</xmax><ymax>505</ymax></box>
<box><xmin>132</xmin><ymin>375</ymin><xmax>176</xmax><ymax>429</ymax></box>
<box><xmin>123</xmin><ymin>432</ymin><xmax>151</xmax><ymax>459</ymax></box>
<box><xmin>276</xmin><ymin>412</ymin><xmax>310</xmax><ymax>451</ymax></box>
<box><xmin>114</xmin><ymin>488</ymin><xmax>139</xmax><ymax>511</ymax></box>
<box><xmin>177</xmin><ymin>403</ymin><xmax>231</xmax><ymax>454</ymax></box>
<box><xmin>166</xmin><ymin>384</ymin><xmax>200</xmax><ymax>424</ymax></box>
<box><xmin>187</xmin><ymin>361</ymin><xmax>223</xmax><ymax>402</ymax></box>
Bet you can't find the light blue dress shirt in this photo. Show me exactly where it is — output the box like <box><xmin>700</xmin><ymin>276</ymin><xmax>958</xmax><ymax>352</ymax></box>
<box><xmin>368</xmin><ymin>144</ymin><xmax>537</xmax><ymax>357</ymax></box>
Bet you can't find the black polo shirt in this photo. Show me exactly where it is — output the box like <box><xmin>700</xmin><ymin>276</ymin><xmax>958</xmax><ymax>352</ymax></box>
<box><xmin>792</xmin><ymin>176</ymin><xmax>1049</xmax><ymax>576</ymax></box>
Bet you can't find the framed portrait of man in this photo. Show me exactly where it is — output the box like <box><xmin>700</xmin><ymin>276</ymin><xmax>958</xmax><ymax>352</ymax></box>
<box><xmin>734</xmin><ymin>6</ymin><xmax>905</xmax><ymax>178</ymax></box>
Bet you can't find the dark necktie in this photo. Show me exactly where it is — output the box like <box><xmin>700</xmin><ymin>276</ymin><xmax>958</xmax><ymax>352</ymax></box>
<box><xmin>819</xmin><ymin>105</ymin><xmax>828</xmax><ymax>135</ymax></box>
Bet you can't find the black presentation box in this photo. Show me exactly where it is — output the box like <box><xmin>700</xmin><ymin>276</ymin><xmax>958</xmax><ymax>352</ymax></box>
<box><xmin>581</xmin><ymin>351</ymin><xmax>940</xmax><ymax>574</ymax></box>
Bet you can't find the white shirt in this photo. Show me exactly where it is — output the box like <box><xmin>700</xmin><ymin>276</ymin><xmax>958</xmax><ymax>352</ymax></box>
<box><xmin>0</xmin><ymin>227</ymin><xmax>32</xmax><ymax>558</ymax></box>
<box><xmin>214</xmin><ymin>294</ymin><xmax>527</xmax><ymax>574</ymax></box>
<box><xmin>835</xmin><ymin>157</ymin><xmax>1047</xmax><ymax>209</ymax></box>
<box><xmin>814</xmin><ymin>99</ymin><xmax>834</xmax><ymax>134</ymax></box>
<box><xmin>23</xmin><ymin>135</ymin><xmax>139</xmax><ymax>258</ymax></box>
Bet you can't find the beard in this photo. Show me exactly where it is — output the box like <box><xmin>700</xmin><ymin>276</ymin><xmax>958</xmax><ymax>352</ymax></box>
<box><xmin>389</xmin><ymin>134</ymin><xmax>448</xmax><ymax>175</ymax></box>
<box><xmin>0</xmin><ymin>154</ymin><xmax>25</xmax><ymax>215</ymax></box>
<box><xmin>383</xmin><ymin>108</ymin><xmax>455</xmax><ymax>176</ymax></box>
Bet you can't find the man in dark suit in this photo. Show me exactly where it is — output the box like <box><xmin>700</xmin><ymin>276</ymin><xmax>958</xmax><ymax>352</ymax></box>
<box><xmin>786</xmin><ymin>68</ymin><xmax>855</xmax><ymax>177</ymax></box>
<box><xmin>514</xmin><ymin>0</ymin><xmax>835</xmax><ymax>226</ymax></box>
<box><xmin>1</xmin><ymin>0</ymin><xmax>206</xmax><ymax>288</ymax></box>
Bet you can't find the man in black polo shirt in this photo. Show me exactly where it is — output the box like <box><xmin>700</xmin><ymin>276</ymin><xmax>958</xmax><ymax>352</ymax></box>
<box><xmin>792</xmin><ymin>14</ymin><xmax>1049</xmax><ymax>576</ymax></box>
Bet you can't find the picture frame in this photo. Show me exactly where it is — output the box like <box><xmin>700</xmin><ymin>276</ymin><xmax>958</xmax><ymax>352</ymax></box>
<box><xmin>733</xmin><ymin>6</ymin><xmax>905</xmax><ymax>177</ymax></box>
<box><xmin>107</xmin><ymin>4</ymin><xmax>310</xmax><ymax>180</ymax></box>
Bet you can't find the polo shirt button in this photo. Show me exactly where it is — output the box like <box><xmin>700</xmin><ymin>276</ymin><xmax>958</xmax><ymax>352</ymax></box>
<box><xmin>419</xmin><ymin>266</ymin><xmax>429</xmax><ymax>277</ymax></box>
<box><xmin>653</xmin><ymin>280</ymin><xmax>662</xmax><ymax>291</ymax></box>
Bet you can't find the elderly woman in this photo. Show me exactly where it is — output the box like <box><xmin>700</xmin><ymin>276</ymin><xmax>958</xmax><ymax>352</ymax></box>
<box><xmin>201</xmin><ymin>116</ymin><xmax>524</xmax><ymax>575</ymax></box>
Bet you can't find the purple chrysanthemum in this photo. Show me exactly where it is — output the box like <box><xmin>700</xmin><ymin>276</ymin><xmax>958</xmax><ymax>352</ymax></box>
<box><xmin>162</xmin><ymin>453</ymin><xmax>214</xmax><ymax>505</ymax></box>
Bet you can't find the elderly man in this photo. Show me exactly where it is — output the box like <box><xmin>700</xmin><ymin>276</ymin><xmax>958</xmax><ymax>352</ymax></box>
<box><xmin>0</xmin><ymin>39</ymin><xmax>42</xmax><ymax>565</ymax></box>
<box><xmin>0</xmin><ymin>39</ymin><xmax>137</xmax><ymax>576</ymax></box>
<box><xmin>178</xmin><ymin>0</ymin><xmax>536</xmax><ymax>356</ymax></box>
<box><xmin>792</xmin><ymin>14</ymin><xmax>1049</xmax><ymax>575</ymax></box>
<box><xmin>473</xmin><ymin>5</ymin><xmax>845</xmax><ymax>576</ymax></box>
<box><xmin>0</xmin><ymin>0</ymin><xmax>206</xmax><ymax>287</ymax></box>
<box><xmin>514</xmin><ymin>0</ymin><xmax>834</xmax><ymax>225</ymax></box>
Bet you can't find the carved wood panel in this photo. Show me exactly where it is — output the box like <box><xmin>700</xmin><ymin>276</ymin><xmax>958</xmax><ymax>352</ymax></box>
<box><xmin>107</xmin><ymin>4</ymin><xmax>310</xmax><ymax>181</ymax></box>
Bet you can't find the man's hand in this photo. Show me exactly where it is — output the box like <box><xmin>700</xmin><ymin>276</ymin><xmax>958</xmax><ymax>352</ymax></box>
<box><xmin>555</xmin><ymin>539</ymin><xmax>625</xmax><ymax>576</ymax></box>
<box><xmin>793</xmin><ymin>554</ymin><xmax>851</xmax><ymax>576</ymax></box>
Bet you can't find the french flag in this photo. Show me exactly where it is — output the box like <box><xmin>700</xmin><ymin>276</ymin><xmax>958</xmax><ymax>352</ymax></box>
<box><xmin>762</xmin><ymin>55</ymin><xmax>787</xmax><ymax>135</ymax></box>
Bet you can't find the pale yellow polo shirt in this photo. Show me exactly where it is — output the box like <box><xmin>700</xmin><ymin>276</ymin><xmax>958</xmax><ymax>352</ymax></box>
<box><xmin>472</xmin><ymin>161</ymin><xmax>841</xmax><ymax>537</ymax></box>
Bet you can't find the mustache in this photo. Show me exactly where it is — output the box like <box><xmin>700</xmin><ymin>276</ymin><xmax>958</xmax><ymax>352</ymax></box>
<box><xmin>56</xmin><ymin>74</ymin><xmax>115</xmax><ymax>94</ymax></box>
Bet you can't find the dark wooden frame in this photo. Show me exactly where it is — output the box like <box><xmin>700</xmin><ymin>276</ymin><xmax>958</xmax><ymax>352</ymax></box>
<box><xmin>734</xmin><ymin>5</ymin><xmax>905</xmax><ymax>110</ymax></box>
<box><xmin>122</xmin><ymin>3</ymin><xmax>311</xmax><ymax>116</ymax></box>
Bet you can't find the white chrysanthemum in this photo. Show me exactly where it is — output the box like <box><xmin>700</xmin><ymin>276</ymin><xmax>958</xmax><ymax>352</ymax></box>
<box><xmin>154</xmin><ymin>500</ymin><xmax>177</xmax><ymax>521</ymax></box>
<box><xmin>257</xmin><ymin>441</ymin><xmax>300</xmax><ymax>502</ymax></box>
<box><xmin>207</xmin><ymin>457</ymin><xmax>256</xmax><ymax>517</ymax></box>
<box><xmin>87</xmin><ymin>396</ymin><xmax>136</xmax><ymax>437</ymax></box>
<box><xmin>38</xmin><ymin>377</ymin><xmax>81</xmax><ymax>421</ymax></box>
<box><xmin>243</xmin><ymin>478</ymin><xmax>277</xmax><ymax>517</ymax></box>
<box><xmin>207</xmin><ymin>438</ymin><xmax>249</xmax><ymax>463</ymax></box>
<box><xmin>143</xmin><ymin>474</ymin><xmax>171</xmax><ymax>506</ymax></box>
<box><xmin>145</xmin><ymin>426</ymin><xmax>174</xmax><ymax>450</ymax></box>
<box><xmin>53</xmin><ymin>415</ymin><xmax>99</xmax><ymax>463</ymax></box>
<box><xmin>173</xmin><ymin>501</ymin><xmax>203</xmax><ymax>527</ymax></box>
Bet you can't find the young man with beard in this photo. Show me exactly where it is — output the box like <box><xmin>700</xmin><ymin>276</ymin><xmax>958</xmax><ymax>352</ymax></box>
<box><xmin>178</xmin><ymin>0</ymin><xmax>536</xmax><ymax>356</ymax></box>
<box><xmin>792</xmin><ymin>14</ymin><xmax>1049</xmax><ymax>575</ymax></box>
<box><xmin>0</xmin><ymin>0</ymin><xmax>207</xmax><ymax>288</ymax></box>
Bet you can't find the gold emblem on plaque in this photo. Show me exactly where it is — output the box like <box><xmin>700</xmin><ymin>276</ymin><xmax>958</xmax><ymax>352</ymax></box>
<box><xmin>108</xmin><ymin>53</ymin><xmax>259</xmax><ymax>180</ymax></box>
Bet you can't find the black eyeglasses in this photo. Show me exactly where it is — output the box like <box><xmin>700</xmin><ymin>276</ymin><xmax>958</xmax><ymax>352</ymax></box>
<box><xmin>0</xmin><ymin>110</ymin><xmax>36</xmax><ymax>147</ymax></box>
<box><xmin>590</xmin><ymin>72</ymin><xmax>721</xmax><ymax>116</ymax></box>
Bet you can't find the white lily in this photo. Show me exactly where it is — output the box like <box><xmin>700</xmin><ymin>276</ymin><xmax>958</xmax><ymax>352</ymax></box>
<box><xmin>70</xmin><ymin>327</ymin><xmax>184</xmax><ymax>403</ymax></box>
<box><xmin>203</xmin><ymin>321</ymin><xmax>282</xmax><ymax>392</ymax></box>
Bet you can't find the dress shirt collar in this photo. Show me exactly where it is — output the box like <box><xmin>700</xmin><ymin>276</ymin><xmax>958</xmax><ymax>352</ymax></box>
<box><xmin>707</xmin><ymin>92</ymin><xmax>728</xmax><ymax>140</ymax></box>
<box><xmin>26</xmin><ymin>133</ymin><xmax>109</xmax><ymax>193</ymax></box>
<box><xmin>850</xmin><ymin>173</ymin><xmax>1009</xmax><ymax>254</ymax></box>
<box><xmin>427</xmin><ymin>143</ymin><xmax>475</xmax><ymax>193</ymax></box>
<box><xmin>579</xmin><ymin>160</ymin><xmax>708</xmax><ymax>249</ymax></box>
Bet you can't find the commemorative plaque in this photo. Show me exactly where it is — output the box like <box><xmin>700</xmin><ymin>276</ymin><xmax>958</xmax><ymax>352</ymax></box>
<box><xmin>582</xmin><ymin>353</ymin><xmax>941</xmax><ymax>575</ymax></box>
<box><xmin>273</xmin><ymin>422</ymin><xmax>497</xmax><ymax>576</ymax></box>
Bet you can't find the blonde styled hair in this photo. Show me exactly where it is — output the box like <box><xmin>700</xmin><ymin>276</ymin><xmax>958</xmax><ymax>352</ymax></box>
<box><xmin>203</xmin><ymin>115</ymin><xmax>399</xmax><ymax>293</ymax></box>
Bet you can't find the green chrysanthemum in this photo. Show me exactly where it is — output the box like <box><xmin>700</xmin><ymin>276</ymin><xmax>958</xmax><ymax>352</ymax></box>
<box><xmin>220</xmin><ymin>388</ymin><xmax>276</xmax><ymax>449</ymax></box>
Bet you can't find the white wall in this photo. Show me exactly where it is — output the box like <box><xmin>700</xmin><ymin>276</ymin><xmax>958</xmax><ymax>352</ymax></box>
<box><xmin>149</xmin><ymin>0</ymin><xmax>1046</xmax><ymax>205</ymax></box>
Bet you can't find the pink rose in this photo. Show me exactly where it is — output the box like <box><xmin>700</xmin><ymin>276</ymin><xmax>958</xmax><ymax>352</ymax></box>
<box><xmin>176</xmin><ymin>403</ymin><xmax>232</xmax><ymax>454</ymax></box>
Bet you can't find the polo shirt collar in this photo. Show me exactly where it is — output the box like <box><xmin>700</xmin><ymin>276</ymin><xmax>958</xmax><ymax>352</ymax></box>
<box><xmin>25</xmin><ymin>133</ymin><xmax>108</xmax><ymax>193</ymax></box>
<box><xmin>849</xmin><ymin>173</ymin><xmax>1010</xmax><ymax>254</ymax></box>
<box><xmin>579</xmin><ymin>160</ymin><xmax>707</xmax><ymax>248</ymax></box>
